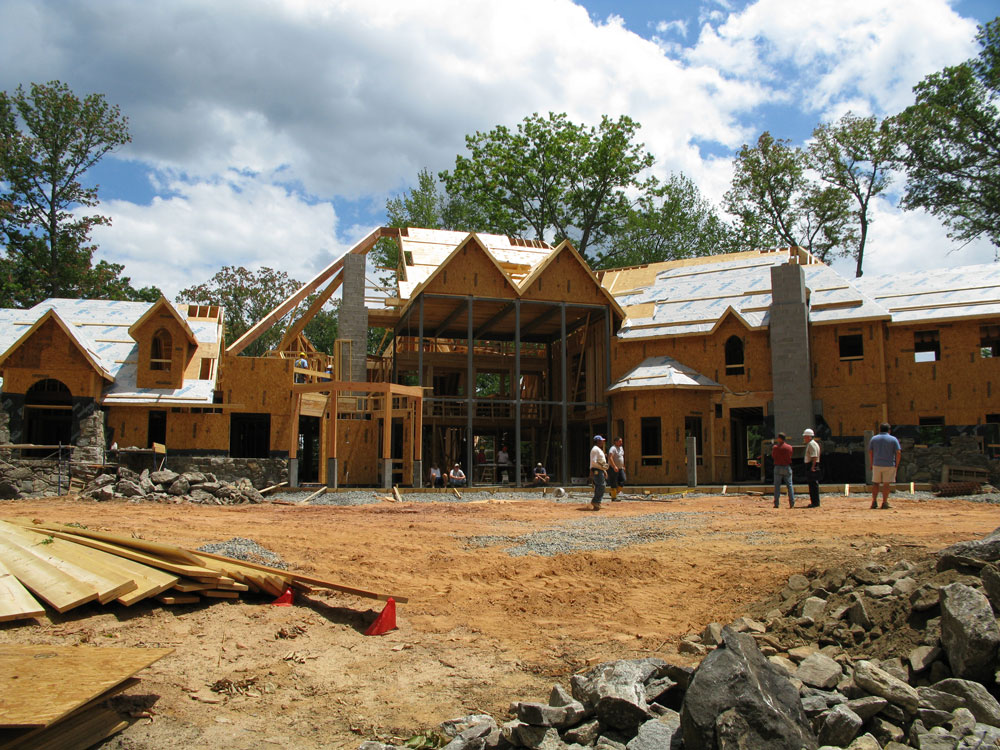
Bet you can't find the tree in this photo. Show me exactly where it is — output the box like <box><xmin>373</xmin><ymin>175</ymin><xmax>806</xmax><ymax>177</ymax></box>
<box><xmin>594</xmin><ymin>173</ymin><xmax>736</xmax><ymax>268</ymax></box>
<box><xmin>178</xmin><ymin>266</ymin><xmax>303</xmax><ymax>357</ymax></box>
<box><xmin>440</xmin><ymin>112</ymin><xmax>656</xmax><ymax>260</ymax></box>
<box><xmin>724</xmin><ymin>132</ymin><xmax>855</xmax><ymax>263</ymax></box>
<box><xmin>0</xmin><ymin>81</ymin><xmax>134</xmax><ymax>307</ymax></box>
<box><xmin>895</xmin><ymin>18</ymin><xmax>1000</xmax><ymax>250</ymax></box>
<box><xmin>809</xmin><ymin>113</ymin><xmax>898</xmax><ymax>277</ymax></box>
<box><xmin>371</xmin><ymin>168</ymin><xmax>449</xmax><ymax>284</ymax></box>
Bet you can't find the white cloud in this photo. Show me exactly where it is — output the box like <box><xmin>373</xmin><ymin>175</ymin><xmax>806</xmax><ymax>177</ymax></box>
<box><xmin>1</xmin><ymin>0</ymin><xmax>992</xmax><ymax>290</ymax></box>
<box><xmin>686</xmin><ymin>0</ymin><xmax>980</xmax><ymax>120</ymax></box>
<box><xmin>89</xmin><ymin>173</ymin><xmax>347</xmax><ymax>298</ymax></box>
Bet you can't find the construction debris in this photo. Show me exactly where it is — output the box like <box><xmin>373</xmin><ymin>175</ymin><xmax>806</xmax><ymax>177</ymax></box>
<box><xmin>0</xmin><ymin>644</ymin><xmax>171</xmax><ymax>750</ymax></box>
<box><xmin>0</xmin><ymin>519</ymin><xmax>408</xmax><ymax>623</ymax></box>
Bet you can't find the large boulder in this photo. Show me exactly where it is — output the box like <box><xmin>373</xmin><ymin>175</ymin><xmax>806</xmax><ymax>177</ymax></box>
<box><xmin>938</xmin><ymin>527</ymin><xmax>1000</xmax><ymax>564</ymax></box>
<box><xmin>930</xmin><ymin>679</ymin><xmax>1000</xmax><ymax>726</ymax></box>
<box><xmin>939</xmin><ymin>583</ymin><xmax>1000</xmax><ymax>683</ymax></box>
<box><xmin>167</xmin><ymin>477</ymin><xmax>190</xmax><ymax>496</ymax></box>
<box><xmin>680</xmin><ymin>627</ymin><xmax>817</xmax><ymax>750</ymax></box>
<box><xmin>115</xmin><ymin>479</ymin><xmax>144</xmax><ymax>497</ymax></box>
<box><xmin>571</xmin><ymin>659</ymin><xmax>666</xmax><ymax>732</ymax></box>
<box><xmin>852</xmin><ymin>660</ymin><xmax>920</xmax><ymax>713</ymax></box>
<box><xmin>150</xmin><ymin>469</ymin><xmax>179</xmax><ymax>485</ymax></box>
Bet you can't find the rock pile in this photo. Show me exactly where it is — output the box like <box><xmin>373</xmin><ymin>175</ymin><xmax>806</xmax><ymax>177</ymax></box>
<box><xmin>82</xmin><ymin>467</ymin><xmax>266</xmax><ymax>505</ymax></box>
<box><xmin>362</xmin><ymin>526</ymin><xmax>1000</xmax><ymax>750</ymax></box>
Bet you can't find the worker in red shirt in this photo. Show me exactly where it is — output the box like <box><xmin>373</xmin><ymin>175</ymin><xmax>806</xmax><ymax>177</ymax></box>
<box><xmin>772</xmin><ymin>432</ymin><xmax>794</xmax><ymax>508</ymax></box>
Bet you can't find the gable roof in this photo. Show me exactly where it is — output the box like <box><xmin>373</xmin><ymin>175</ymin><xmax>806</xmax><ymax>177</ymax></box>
<box><xmin>0</xmin><ymin>308</ymin><xmax>115</xmax><ymax>381</ymax></box>
<box><xmin>0</xmin><ymin>298</ymin><xmax>221</xmax><ymax>403</ymax></box>
<box><xmin>607</xmin><ymin>355</ymin><xmax>723</xmax><ymax>393</ymax></box>
<box><xmin>128</xmin><ymin>296</ymin><xmax>198</xmax><ymax>345</ymax></box>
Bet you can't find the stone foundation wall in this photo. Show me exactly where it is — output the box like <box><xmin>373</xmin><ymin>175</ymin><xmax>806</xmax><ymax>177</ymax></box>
<box><xmin>898</xmin><ymin>435</ymin><xmax>1000</xmax><ymax>484</ymax></box>
<box><xmin>0</xmin><ymin>459</ymin><xmax>72</xmax><ymax>498</ymax></box>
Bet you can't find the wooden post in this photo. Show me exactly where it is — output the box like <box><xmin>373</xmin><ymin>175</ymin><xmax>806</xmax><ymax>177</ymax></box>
<box><xmin>289</xmin><ymin>393</ymin><xmax>301</xmax><ymax>488</ymax></box>
<box><xmin>466</xmin><ymin>296</ymin><xmax>474</xmax><ymax>484</ymax></box>
<box><xmin>382</xmin><ymin>390</ymin><xmax>392</xmax><ymax>489</ymax></box>
<box><xmin>327</xmin><ymin>392</ymin><xmax>338</xmax><ymax>489</ymax></box>
<box><xmin>413</xmin><ymin>391</ymin><xmax>423</xmax><ymax>487</ymax></box>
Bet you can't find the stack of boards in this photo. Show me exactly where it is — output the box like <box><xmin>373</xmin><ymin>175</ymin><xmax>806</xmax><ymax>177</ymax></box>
<box><xmin>0</xmin><ymin>644</ymin><xmax>172</xmax><ymax>750</ymax></box>
<box><xmin>0</xmin><ymin>518</ymin><xmax>407</xmax><ymax>623</ymax></box>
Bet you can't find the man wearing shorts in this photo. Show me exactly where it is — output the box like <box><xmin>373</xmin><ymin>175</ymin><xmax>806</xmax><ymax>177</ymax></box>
<box><xmin>869</xmin><ymin>423</ymin><xmax>901</xmax><ymax>509</ymax></box>
<box><xmin>607</xmin><ymin>436</ymin><xmax>625</xmax><ymax>501</ymax></box>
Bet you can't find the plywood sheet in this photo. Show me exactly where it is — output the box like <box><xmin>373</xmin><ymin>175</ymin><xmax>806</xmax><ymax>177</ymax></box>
<box><xmin>0</xmin><ymin>645</ymin><xmax>172</xmax><ymax>729</ymax></box>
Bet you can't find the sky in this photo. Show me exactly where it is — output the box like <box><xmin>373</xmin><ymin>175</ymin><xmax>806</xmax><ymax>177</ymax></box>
<box><xmin>0</xmin><ymin>0</ymin><xmax>997</xmax><ymax>299</ymax></box>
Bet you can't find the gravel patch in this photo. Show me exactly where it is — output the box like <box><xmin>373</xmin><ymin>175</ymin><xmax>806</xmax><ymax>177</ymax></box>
<box><xmin>197</xmin><ymin>537</ymin><xmax>288</xmax><ymax>570</ymax></box>
<box><xmin>462</xmin><ymin>511</ymin><xmax>705</xmax><ymax>557</ymax></box>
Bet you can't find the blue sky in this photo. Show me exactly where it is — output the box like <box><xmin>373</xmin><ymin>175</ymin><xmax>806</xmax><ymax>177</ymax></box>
<box><xmin>0</xmin><ymin>0</ymin><xmax>996</xmax><ymax>297</ymax></box>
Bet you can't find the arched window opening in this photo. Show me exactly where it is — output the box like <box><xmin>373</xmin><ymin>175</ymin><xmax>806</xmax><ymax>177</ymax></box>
<box><xmin>24</xmin><ymin>379</ymin><xmax>73</xmax><ymax>452</ymax></box>
<box><xmin>725</xmin><ymin>336</ymin><xmax>745</xmax><ymax>375</ymax></box>
<box><xmin>151</xmin><ymin>329</ymin><xmax>172</xmax><ymax>371</ymax></box>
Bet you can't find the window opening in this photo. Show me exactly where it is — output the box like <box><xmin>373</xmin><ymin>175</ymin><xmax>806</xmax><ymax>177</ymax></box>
<box><xmin>914</xmin><ymin>330</ymin><xmax>940</xmax><ymax>362</ymax></box>
<box><xmin>981</xmin><ymin>325</ymin><xmax>1000</xmax><ymax>358</ymax></box>
<box><xmin>839</xmin><ymin>334</ymin><xmax>864</xmax><ymax>360</ymax></box>
<box><xmin>151</xmin><ymin>328</ymin><xmax>173</xmax><ymax>371</ymax></box>
<box><xmin>640</xmin><ymin>417</ymin><xmax>662</xmax><ymax>466</ymax></box>
<box><xmin>724</xmin><ymin>336</ymin><xmax>744</xmax><ymax>375</ymax></box>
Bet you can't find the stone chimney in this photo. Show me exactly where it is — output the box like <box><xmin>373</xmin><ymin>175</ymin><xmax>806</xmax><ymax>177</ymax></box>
<box><xmin>768</xmin><ymin>261</ymin><xmax>813</xmax><ymax>439</ymax></box>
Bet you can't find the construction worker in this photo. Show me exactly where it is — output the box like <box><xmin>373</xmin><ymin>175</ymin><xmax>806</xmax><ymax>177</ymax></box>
<box><xmin>589</xmin><ymin>435</ymin><xmax>608</xmax><ymax>510</ymax></box>
<box><xmin>607</xmin><ymin>436</ymin><xmax>625</xmax><ymax>501</ymax></box>
<box><xmin>294</xmin><ymin>352</ymin><xmax>308</xmax><ymax>383</ymax></box>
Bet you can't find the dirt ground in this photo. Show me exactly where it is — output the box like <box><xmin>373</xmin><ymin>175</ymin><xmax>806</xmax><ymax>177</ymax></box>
<box><xmin>1</xmin><ymin>491</ymin><xmax>997</xmax><ymax>750</ymax></box>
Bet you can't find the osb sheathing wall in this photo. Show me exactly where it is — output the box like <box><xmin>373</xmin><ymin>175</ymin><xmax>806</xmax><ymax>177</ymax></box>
<box><xmin>612</xmin><ymin>388</ymin><xmax>716</xmax><ymax>485</ymax></box>
<box><xmin>218</xmin><ymin>355</ymin><xmax>295</xmax><ymax>453</ymax></box>
<box><xmin>133</xmin><ymin>311</ymin><xmax>191</xmax><ymax>390</ymax></box>
<box><xmin>521</xmin><ymin>248</ymin><xmax>609</xmax><ymax>306</ymax></box>
<box><xmin>422</xmin><ymin>240</ymin><xmax>516</xmax><ymax>299</ymax></box>
<box><xmin>884</xmin><ymin>320</ymin><xmax>1000</xmax><ymax>425</ymax></box>
<box><xmin>1</xmin><ymin>317</ymin><xmax>105</xmax><ymax>399</ymax></box>
<box><xmin>331</xmin><ymin>418</ymin><xmax>378</xmax><ymax>485</ymax></box>
<box><xmin>810</xmin><ymin>322</ymin><xmax>887</xmax><ymax>435</ymax></box>
<box><xmin>108</xmin><ymin>408</ymin><xmax>228</xmax><ymax>451</ymax></box>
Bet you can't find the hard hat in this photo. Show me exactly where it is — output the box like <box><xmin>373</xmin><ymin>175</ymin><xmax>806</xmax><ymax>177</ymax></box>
<box><xmin>803</xmin><ymin>428</ymin><xmax>815</xmax><ymax>437</ymax></box>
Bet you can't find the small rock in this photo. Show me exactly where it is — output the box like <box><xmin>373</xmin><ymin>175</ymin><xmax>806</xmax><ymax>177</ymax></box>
<box><xmin>818</xmin><ymin>704</ymin><xmax>862</xmax><ymax>747</ymax></box>
<box><xmin>909</xmin><ymin>645</ymin><xmax>942</xmax><ymax>674</ymax></box>
<box><xmin>864</xmin><ymin>584</ymin><xmax>893</xmax><ymax>598</ymax></box>
<box><xmin>801</xmin><ymin>597</ymin><xmax>827</xmax><ymax>621</ymax></box>
<box><xmin>939</xmin><ymin>583</ymin><xmax>1000</xmax><ymax>683</ymax></box>
<box><xmin>797</xmin><ymin>653</ymin><xmax>843</xmax><ymax>690</ymax></box>
<box><xmin>930</xmin><ymin>678</ymin><xmax>1000</xmax><ymax>726</ymax></box>
<box><xmin>846</xmin><ymin>733</ymin><xmax>882</xmax><ymax>750</ymax></box>
<box><xmin>852</xmin><ymin>660</ymin><xmax>920</xmax><ymax>713</ymax></box>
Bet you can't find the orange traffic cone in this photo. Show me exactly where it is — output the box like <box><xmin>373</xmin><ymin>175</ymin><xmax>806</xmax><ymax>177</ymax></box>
<box><xmin>271</xmin><ymin>587</ymin><xmax>294</xmax><ymax>606</ymax></box>
<box><xmin>364</xmin><ymin>597</ymin><xmax>397</xmax><ymax>635</ymax></box>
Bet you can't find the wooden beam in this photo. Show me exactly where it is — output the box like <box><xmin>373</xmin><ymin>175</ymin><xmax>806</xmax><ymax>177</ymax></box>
<box><xmin>292</xmin><ymin>380</ymin><xmax>423</xmax><ymax>397</ymax></box>
<box><xmin>431</xmin><ymin>298</ymin><xmax>469</xmax><ymax>339</ymax></box>
<box><xmin>276</xmin><ymin>272</ymin><xmax>344</xmax><ymax>353</ymax></box>
<box><xmin>520</xmin><ymin>305</ymin><xmax>562</xmax><ymax>336</ymax></box>
<box><xmin>227</xmin><ymin>226</ymin><xmax>399</xmax><ymax>355</ymax></box>
<box><xmin>474</xmin><ymin>301</ymin><xmax>515</xmax><ymax>338</ymax></box>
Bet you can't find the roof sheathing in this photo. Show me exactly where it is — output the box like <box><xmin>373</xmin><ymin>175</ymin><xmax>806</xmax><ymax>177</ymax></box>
<box><xmin>856</xmin><ymin>264</ymin><xmax>1000</xmax><ymax>323</ymax></box>
<box><xmin>0</xmin><ymin>298</ymin><xmax>221</xmax><ymax>404</ymax></box>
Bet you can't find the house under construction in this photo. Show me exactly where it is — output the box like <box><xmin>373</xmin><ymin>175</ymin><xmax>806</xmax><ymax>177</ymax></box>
<box><xmin>3</xmin><ymin>226</ymin><xmax>1000</xmax><ymax>490</ymax></box>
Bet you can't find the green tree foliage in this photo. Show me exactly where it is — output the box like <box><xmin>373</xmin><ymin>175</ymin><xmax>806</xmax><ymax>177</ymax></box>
<box><xmin>809</xmin><ymin>113</ymin><xmax>898</xmax><ymax>277</ymax></box>
<box><xmin>0</xmin><ymin>81</ymin><xmax>144</xmax><ymax>307</ymax></box>
<box><xmin>177</xmin><ymin>266</ymin><xmax>338</xmax><ymax>357</ymax></box>
<box><xmin>439</xmin><ymin>112</ymin><xmax>656</xmax><ymax>260</ymax></box>
<box><xmin>595</xmin><ymin>173</ymin><xmax>736</xmax><ymax>268</ymax></box>
<box><xmin>895</xmin><ymin>17</ymin><xmax>1000</xmax><ymax>250</ymax></box>
<box><xmin>724</xmin><ymin>132</ymin><xmax>855</xmax><ymax>263</ymax></box>
<box><xmin>372</xmin><ymin>168</ymin><xmax>448</xmax><ymax>283</ymax></box>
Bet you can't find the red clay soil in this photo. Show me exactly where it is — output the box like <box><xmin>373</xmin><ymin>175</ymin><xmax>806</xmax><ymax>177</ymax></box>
<box><xmin>0</xmin><ymin>492</ymin><xmax>995</xmax><ymax>749</ymax></box>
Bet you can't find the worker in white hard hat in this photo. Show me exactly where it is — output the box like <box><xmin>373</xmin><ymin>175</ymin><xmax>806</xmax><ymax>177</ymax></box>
<box><xmin>803</xmin><ymin>428</ymin><xmax>821</xmax><ymax>508</ymax></box>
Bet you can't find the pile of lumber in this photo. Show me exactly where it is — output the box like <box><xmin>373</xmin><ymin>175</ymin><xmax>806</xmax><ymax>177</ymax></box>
<box><xmin>0</xmin><ymin>519</ymin><xmax>407</xmax><ymax>623</ymax></box>
<box><xmin>0</xmin><ymin>644</ymin><xmax>172</xmax><ymax>750</ymax></box>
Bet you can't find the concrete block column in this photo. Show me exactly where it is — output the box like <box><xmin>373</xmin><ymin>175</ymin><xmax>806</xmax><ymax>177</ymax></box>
<box><xmin>769</xmin><ymin>262</ymin><xmax>814</xmax><ymax>439</ymax></box>
<box><xmin>340</xmin><ymin>254</ymin><xmax>369</xmax><ymax>383</ymax></box>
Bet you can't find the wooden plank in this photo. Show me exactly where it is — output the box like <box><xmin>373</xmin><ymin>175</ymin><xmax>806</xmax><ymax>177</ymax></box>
<box><xmin>201</xmin><ymin>590</ymin><xmax>239</xmax><ymax>599</ymax></box>
<box><xmin>391</xmin><ymin>486</ymin><xmax>403</xmax><ymax>503</ymax></box>
<box><xmin>0</xmin><ymin>537</ymin><xmax>98</xmax><ymax>614</ymax></box>
<box><xmin>11</xmin><ymin>526</ymin><xmax>223</xmax><ymax>580</ymax></box>
<box><xmin>194</xmin><ymin>550</ymin><xmax>409</xmax><ymax>603</ymax></box>
<box><xmin>156</xmin><ymin>594</ymin><xmax>200</xmax><ymax>605</ymax></box>
<box><xmin>0</xmin><ymin>524</ymin><xmax>137</xmax><ymax>605</ymax></box>
<box><xmin>20</xmin><ymin>522</ymin><xmax>204</xmax><ymax>566</ymax></box>
<box><xmin>0</xmin><ymin>644</ymin><xmax>172</xmax><ymax>729</ymax></box>
<box><xmin>0</xmin><ymin>559</ymin><xmax>44</xmax><ymax>623</ymax></box>
<box><xmin>171</xmin><ymin>580</ymin><xmax>213</xmax><ymax>593</ymax></box>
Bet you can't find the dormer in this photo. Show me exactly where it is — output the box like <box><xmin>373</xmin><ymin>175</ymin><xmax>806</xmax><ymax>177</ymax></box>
<box><xmin>129</xmin><ymin>297</ymin><xmax>198</xmax><ymax>389</ymax></box>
